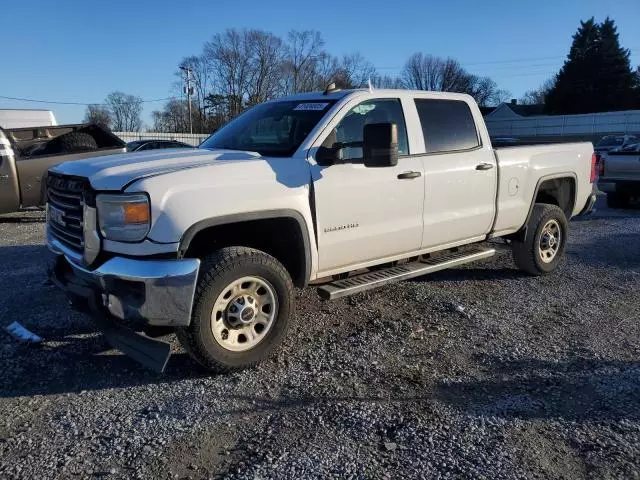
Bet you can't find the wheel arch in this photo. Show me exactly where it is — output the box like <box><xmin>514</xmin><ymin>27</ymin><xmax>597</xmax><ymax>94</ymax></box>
<box><xmin>508</xmin><ymin>173</ymin><xmax>577</xmax><ymax>243</ymax></box>
<box><xmin>178</xmin><ymin>210</ymin><xmax>312</xmax><ymax>287</ymax></box>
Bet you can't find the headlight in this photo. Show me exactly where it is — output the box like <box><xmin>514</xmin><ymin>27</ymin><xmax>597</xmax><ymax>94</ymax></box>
<box><xmin>96</xmin><ymin>193</ymin><xmax>150</xmax><ymax>242</ymax></box>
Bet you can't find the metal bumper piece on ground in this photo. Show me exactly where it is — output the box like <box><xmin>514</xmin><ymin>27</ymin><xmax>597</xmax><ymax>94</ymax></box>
<box><xmin>48</xmin><ymin>246</ymin><xmax>200</xmax><ymax>372</ymax></box>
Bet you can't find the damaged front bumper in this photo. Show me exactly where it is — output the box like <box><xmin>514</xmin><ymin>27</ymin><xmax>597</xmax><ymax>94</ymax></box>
<box><xmin>47</xmin><ymin>236</ymin><xmax>200</xmax><ymax>372</ymax></box>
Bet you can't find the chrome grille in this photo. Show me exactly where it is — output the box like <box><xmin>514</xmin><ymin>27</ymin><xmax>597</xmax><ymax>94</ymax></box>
<box><xmin>47</xmin><ymin>174</ymin><xmax>86</xmax><ymax>253</ymax></box>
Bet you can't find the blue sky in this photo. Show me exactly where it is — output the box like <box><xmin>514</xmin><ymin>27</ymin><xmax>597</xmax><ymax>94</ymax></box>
<box><xmin>1</xmin><ymin>0</ymin><xmax>638</xmax><ymax>127</ymax></box>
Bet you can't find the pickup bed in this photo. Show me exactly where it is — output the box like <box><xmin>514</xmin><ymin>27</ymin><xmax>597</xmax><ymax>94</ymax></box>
<box><xmin>597</xmin><ymin>143</ymin><xmax>640</xmax><ymax>208</ymax></box>
<box><xmin>0</xmin><ymin>124</ymin><xmax>125</xmax><ymax>214</ymax></box>
<box><xmin>45</xmin><ymin>87</ymin><xmax>597</xmax><ymax>373</ymax></box>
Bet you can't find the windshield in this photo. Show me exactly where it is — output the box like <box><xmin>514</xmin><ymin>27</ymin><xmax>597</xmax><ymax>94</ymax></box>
<box><xmin>126</xmin><ymin>141</ymin><xmax>144</xmax><ymax>150</ymax></box>
<box><xmin>597</xmin><ymin>137</ymin><xmax>624</xmax><ymax>147</ymax></box>
<box><xmin>200</xmin><ymin>100</ymin><xmax>336</xmax><ymax>157</ymax></box>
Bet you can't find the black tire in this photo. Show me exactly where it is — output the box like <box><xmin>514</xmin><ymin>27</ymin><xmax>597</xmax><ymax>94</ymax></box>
<box><xmin>606</xmin><ymin>192</ymin><xmax>629</xmax><ymax>209</ymax></box>
<box><xmin>41</xmin><ymin>132</ymin><xmax>98</xmax><ymax>155</ymax></box>
<box><xmin>512</xmin><ymin>203</ymin><xmax>568</xmax><ymax>276</ymax></box>
<box><xmin>176</xmin><ymin>247</ymin><xmax>294</xmax><ymax>373</ymax></box>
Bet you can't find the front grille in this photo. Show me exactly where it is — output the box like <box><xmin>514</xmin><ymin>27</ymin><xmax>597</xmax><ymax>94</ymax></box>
<box><xmin>47</xmin><ymin>173</ymin><xmax>86</xmax><ymax>253</ymax></box>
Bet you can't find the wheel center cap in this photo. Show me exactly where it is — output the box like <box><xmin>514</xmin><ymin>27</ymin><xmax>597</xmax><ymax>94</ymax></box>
<box><xmin>239</xmin><ymin>306</ymin><xmax>255</xmax><ymax>324</ymax></box>
<box><xmin>548</xmin><ymin>236</ymin><xmax>556</xmax><ymax>247</ymax></box>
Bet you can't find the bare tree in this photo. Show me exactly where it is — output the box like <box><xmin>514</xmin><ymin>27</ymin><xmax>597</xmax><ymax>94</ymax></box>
<box><xmin>283</xmin><ymin>30</ymin><xmax>325</xmax><ymax>93</ymax></box>
<box><xmin>402</xmin><ymin>53</ymin><xmax>471</xmax><ymax>92</ymax></box>
<box><xmin>401</xmin><ymin>53</ymin><xmax>444</xmax><ymax>90</ymax></box>
<box><xmin>204</xmin><ymin>29</ymin><xmax>253</xmax><ymax>117</ymax></box>
<box><xmin>333</xmin><ymin>53</ymin><xmax>377</xmax><ymax>89</ymax></box>
<box><xmin>151</xmin><ymin>99</ymin><xmax>190</xmax><ymax>133</ymax></box>
<box><xmin>401</xmin><ymin>53</ymin><xmax>508</xmax><ymax>106</ymax></box>
<box><xmin>468</xmin><ymin>76</ymin><xmax>511</xmax><ymax>107</ymax></box>
<box><xmin>246</xmin><ymin>30</ymin><xmax>285</xmax><ymax>106</ymax></box>
<box><xmin>83</xmin><ymin>105</ymin><xmax>111</xmax><ymax>129</ymax></box>
<box><xmin>519</xmin><ymin>78</ymin><xmax>555</xmax><ymax>105</ymax></box>
<box><xmin>105</xmin><ymin>91</ymin><xmax>143</xmax><ymax>131</ymax></box>
<box><xmin>371</xmin><ymin>74</ymin><xmax>405</xmax><ymax>89</ymax></box>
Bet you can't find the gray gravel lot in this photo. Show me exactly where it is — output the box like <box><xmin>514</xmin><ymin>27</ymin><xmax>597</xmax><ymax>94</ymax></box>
<box><xmin>1</xmin><ymin>198</ymin><xmax>639</xmax><ymax>479</ymax></box>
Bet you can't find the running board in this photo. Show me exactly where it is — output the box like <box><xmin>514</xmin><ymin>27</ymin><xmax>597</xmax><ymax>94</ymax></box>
<box><xmin>317</xmin><ymin>246</ymin><xmax>495</xmax><ymax>300</ymax></box>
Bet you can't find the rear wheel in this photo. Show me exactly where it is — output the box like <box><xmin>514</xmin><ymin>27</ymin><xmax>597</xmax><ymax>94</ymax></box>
<box><xmin>512</xmin><ymin>203</ymin><xmax>568</xmax><ymax>275</ymax></box>
<box><xmin>176</xmin><ymin>247</ymin><xmax>294</xmax><ymax>372</ymax></box>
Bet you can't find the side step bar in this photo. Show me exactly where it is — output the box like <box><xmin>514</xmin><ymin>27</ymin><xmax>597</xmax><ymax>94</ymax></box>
<box><xmin>317</xmin><ymin>246</ymin><xmax>495</xmax><ymax>300</ymax></box>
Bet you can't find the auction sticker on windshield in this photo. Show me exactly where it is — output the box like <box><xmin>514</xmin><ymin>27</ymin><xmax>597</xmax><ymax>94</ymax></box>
<box><xmin>294</xmin><ymin>103</ymin><xmax>329</xmax><ymax>111</ymax></box>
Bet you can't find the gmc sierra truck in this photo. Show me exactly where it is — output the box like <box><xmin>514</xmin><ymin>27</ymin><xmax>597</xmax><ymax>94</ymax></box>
<box><xmin>46</xmin><ymin>86</ymin><xmax>597</xmax><ymax>373</ymax></box>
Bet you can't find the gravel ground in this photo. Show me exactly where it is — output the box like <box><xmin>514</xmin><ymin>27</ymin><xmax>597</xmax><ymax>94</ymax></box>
<box><xmin>1</xmin><ymin>198</ymin><xmax>639</xmax><ymax>480</ymax></box>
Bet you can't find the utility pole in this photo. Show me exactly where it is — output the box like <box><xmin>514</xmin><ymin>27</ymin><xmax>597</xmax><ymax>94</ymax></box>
<box><xmin>180</xmin><ymin>65</ymin><xmax>193</xmax><ymax>134</ymax></box>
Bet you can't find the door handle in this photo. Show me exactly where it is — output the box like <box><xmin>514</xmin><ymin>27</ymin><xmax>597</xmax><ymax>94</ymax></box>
<box><xmin>397</xmin><ymin>171</ymin><xmax>422</xmax><ymax>179</ymax></box>
<box><xmin>475</xmin><ymin>163</ymin><xmax>494</xmax><ymax>171</ymax></box>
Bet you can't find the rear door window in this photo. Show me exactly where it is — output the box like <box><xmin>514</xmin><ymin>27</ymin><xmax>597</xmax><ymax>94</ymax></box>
<box><xmin>414</xmin><ymin>99</ymin><xmax>480</xmax><ymax>153</ymax></box>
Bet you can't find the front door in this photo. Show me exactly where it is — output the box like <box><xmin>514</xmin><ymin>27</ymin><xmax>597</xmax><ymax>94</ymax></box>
<box><xmin>311</xmin><ymin>98</ymin><xmax>425</xmax><ymax>275</ymax></box>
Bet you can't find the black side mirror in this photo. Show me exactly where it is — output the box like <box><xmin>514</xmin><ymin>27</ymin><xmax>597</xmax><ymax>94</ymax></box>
<box><xmin>316</xmin><ymin>128</ymin><xmax>341</xmax><ymax>166</ymax></box>
<box><xmin>363</xmin><ymin>123</ymin><xmax>398</xmax><ymax>168</ymax></box>
<box><xmin>316</xmin><ymin>145</ymin><xmax>342</xmax><ymax>166</ymax></box>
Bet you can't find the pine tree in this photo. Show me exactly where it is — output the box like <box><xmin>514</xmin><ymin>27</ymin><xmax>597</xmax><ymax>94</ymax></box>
<box><xmin>596</xmin><ymin>17</ymin><xmax>635</xmax><ymax>111</ymax></box>
<box><xmin>545</xmin><ymin>18</ymin><xmax>636</xmax><ymax>114</ymax></box>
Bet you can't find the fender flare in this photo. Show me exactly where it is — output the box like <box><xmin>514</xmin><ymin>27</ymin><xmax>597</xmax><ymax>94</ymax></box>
<box><xmin>178</xmin><ymin>209</ymin><xmax>312</xmax><ymax>286</ymax></box>
<box><xmin>513</xmin><ymin>172</ymin><xmax>577</xmax><ymax>242</ymax></box>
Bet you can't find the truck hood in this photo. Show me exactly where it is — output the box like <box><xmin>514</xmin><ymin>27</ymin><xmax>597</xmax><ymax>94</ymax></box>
<box><xmin>50</xmin><ymin>148</ymin><xmax>262</xmax><ymax>190</ymax></box>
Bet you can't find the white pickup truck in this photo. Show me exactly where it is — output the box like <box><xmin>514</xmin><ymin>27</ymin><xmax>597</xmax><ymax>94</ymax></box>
<box><xmin>46</xmin><ymin>86</ymin><xmax>597</xmax><ymax>372</ymax></box>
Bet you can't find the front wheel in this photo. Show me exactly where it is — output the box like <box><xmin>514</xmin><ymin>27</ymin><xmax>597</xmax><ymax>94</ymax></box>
<box><xmin>512</xmin><ymin>203</ymin><xmax>568</xmax><ymax>275</ymax></box>
<box><xmin>177</xmin><ymin>247</ymin><xmax>294</xmax><ymax>372</ymax></box>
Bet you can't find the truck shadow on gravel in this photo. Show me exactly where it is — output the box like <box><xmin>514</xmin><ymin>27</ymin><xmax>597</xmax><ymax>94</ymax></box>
<box><xmin>434</xmin><ymin>356</ymin><xmax>640</xmax><ymax>422</ymax></box>
<box><xmin>0</xmin><ymin>338</ymin><xmax>207</xmax><ymax>399</ymax></box>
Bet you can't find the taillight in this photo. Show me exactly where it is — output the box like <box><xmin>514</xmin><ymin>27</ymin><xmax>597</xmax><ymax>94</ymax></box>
<box><xmin>598</xmin><ymin>155</ymin><xmax>605</xmax><ymax>177</ymax></box>
<box><xmin>590</xmin><ymin>153</ymin><xmax>598</xmax><ymax>183</ymax></box>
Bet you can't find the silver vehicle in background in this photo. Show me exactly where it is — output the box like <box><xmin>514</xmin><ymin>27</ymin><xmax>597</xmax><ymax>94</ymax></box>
<box><xmin>594</xmin><ymin>135</ymin><xmax>638</xmax><ymax>154</ymax></box>
<box><xmin>598</xmin><ymin>142</ymin><xmax>640</xmax><ymax>208</ymax></box>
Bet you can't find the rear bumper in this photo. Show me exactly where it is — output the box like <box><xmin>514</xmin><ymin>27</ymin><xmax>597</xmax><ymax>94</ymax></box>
<box><xmin>578</xmin><ymin>193</ymin><xmax>597</xmax><ymax>216</ymax></box>
<box><xmin>47</xmin><ymin>248</ymin><xmax>200</xmax><ymax>328</ymax></box>
<box><xmin>597</xmin><ymin>180</ymin><xmax>640</xmax><ymax>194</ymax></box>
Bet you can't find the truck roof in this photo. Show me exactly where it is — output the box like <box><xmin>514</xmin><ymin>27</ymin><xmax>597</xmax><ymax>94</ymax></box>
<box><xmin>276</xmin><ymin>88</ymin><xmax>475</xmax><ymax>103</ymax></box>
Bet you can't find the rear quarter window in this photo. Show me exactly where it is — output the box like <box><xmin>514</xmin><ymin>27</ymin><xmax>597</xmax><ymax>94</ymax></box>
<box><xmin>414</xmin><ymin>99</ymin><xmax>480</xmax><ymax>153</ymax></box>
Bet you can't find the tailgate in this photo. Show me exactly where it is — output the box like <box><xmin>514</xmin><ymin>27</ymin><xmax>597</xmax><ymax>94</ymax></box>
<box><xmin>604</xmin><ymin>152</ymin><xmax>640</xmax><ymax>180</ymax></box>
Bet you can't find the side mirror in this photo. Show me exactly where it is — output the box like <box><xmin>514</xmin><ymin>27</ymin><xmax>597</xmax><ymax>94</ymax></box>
<box><xmin>316</xmin><ymin>128</ymin><xmax>341</xmax><ymax>166</ymax></box>
<box><xmin>363</xmin><ymin>123</ymin><xmax>398</xmax><ymax>168</ymax></box>
<box><xmin>316</xmin><ymin>145</ymin><xmax>342</xmax><ymax>166</ymax></box>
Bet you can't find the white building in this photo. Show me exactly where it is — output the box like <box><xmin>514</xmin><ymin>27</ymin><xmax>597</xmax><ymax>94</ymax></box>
<box><xmin>484</xmin><ymin>101</ymin><xmax>640</xmax><ymax>139</ymax></box>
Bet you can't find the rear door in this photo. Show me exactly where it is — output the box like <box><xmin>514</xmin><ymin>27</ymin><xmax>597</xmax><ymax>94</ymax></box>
<box><xmin>412</xmin><ymin>98</ymin><xmax>497</xmax><ymax>248</ymax></box>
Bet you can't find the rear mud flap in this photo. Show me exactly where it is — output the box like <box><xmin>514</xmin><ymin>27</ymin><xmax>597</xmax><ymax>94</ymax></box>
<box><xmin>93</xmin><ymin>314</ymin><xmax>171</xmax><ymax>373</ymax></box>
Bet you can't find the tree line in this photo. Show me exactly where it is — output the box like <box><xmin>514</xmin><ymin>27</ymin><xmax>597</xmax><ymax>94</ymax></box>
<box><xmin>86</xmin><ymin>29</ymin><xmax>509</xmax><ymax>133</ymax></box>
<box><xmin>85</xmin><ymin>19</ymin><xmax>640</xmax><ymax>132</ymax></box>
<box><xmin>150</xmin><ymin>29</ymin><xmax>511</xmax><ymax>134</ymax></box>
